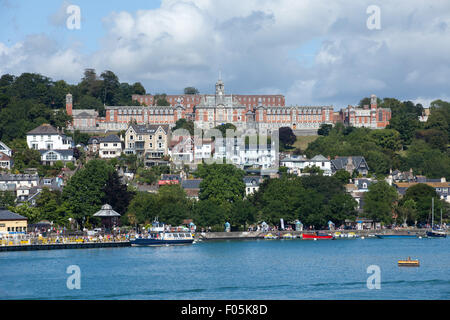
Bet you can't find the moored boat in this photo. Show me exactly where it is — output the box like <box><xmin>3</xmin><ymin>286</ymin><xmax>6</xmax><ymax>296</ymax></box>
<box><xmin>302</xmin><ymin>232</ymin><xmax>334</xmax><ymax>240</ymax></box>
<box><xmin>130</xmin><ymin>220</ymin><xmax>194</xmax><ymax>246</ymax></box>
<box><xmin>375</xmin><ymin>234</ymin><xmax>417</xmax><ymax>239</ymax></box>
<box><xmin>427</xmin><ymin>198</ymin><xmax>447</xmax><ymax>238</ymax></box>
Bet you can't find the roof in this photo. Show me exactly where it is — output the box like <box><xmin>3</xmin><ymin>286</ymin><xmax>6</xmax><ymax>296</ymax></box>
<box><xmin>93</xmin><ymin>204</ymin><xmax>121</xmax><ymax>217</ymax></box>
<box><xmin>129</xmin><ymin>124</ymin><xmax>169</xmax><ymax>135</ymax></box>
<box><xmin>243</xmin><ymin>176</ymin><xmax>262</xmax><ymax>186</ymax></box>
<box><xmin>0</xmin><ymin>173</ymin><xmax>39</xmax><ymax>182</ymax></box>
<box><xmin>27</xmin><ymin>124</ymin><xmax>59</xmax><ymax>135</ymax></box>
<box><xmin>88</xmin><ymin>137</ymin><xmax>101</xmax><ymax>144</ymax></box>
<box><xmin>39</xmin><ymin>149</ymin><xmax>74</xmax><ymax>157</ymax></box>
<box><xmin>310</xmin><ymin>155</ymin><xmax>329</xmax><ymax>162</ymax></box>
<box><xmin>394</xmin><ymin>182</ymin><xmax>449</xmax><ymax>188</ymax></box>
<box><xmin>331</xmin><ymin>156</ymin><xmax>368</xmax><ymax>171</ymax></box>
<box><xmin>100</xmin><ymin>135</ymin><xmax>121</xmax><ymax>143</ymax></box>
<box><xmin>0</xmin><ymin>210</ymin><xmax>27</xmax><ymax>221</ymax></box>
<box><xmin>182</xmin><ymin>179</ymin><xmax>202</xmax><ymax>189</ymax></box>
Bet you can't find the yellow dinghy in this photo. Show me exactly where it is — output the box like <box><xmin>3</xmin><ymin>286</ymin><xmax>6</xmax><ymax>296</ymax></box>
<box><xmin>398</xmin><ymin>257</ymin><xmax>420</xmax><ymax>267</ymax></box>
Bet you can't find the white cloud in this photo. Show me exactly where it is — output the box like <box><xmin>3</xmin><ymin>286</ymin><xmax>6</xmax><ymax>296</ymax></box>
<box><xmin>0</xmin><ymin>0</ymin><xmax>450</xmax><ymax>106</ymax></box>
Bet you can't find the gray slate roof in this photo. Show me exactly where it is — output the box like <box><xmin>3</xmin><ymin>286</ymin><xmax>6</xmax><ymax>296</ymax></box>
<box><xmin>0</xmin><ymin>210</ymin><xmax>27</xmax><ymax>221</ymax></box>
<box><xmin>27</xmin><ymin>124</ymin><xmax>59</xmax><ymax>135</ymax></box>
<box><xmin>130</xmin><ymin>124</ymin><xmax>169</xmax><ymax>135</ymax></box>
<box><xmin>331</xmin><ymin>156</ymin><xmax>368</xmax><ymax>171</ymax></box>
<box><xmin>100</xmin><ymin>135</ymin><xmax>121</xmax><ymax>143</ymax></box>
<box><xmin>182</xmin><ymin>179</ymin><xmax>202</xmax><ymax>189</ymax></box>
<box><xmin>39</xmin><ymin>149</ymin><xmax>74</xmax><ymax>157</ymax></box>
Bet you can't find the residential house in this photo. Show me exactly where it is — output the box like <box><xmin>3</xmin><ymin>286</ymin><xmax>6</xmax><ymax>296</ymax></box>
<box><xmin>124</xmin><ymin>124</ymin><xmax>170</xmax><ymax>166</ymax></box>
<box><xmin>345</xmin><ymin>178</ymin><xmax>377</xmax><ymax>211</ymax></box>
<box><xmin>87</xmin><ymin>136</ymin><xmax>101</xmax><ymax>155</ymax></box>
<box><xmin>99</xmin><ymin>135</ymin><xmax>123</xmax><ymax>159</ymax></box>
<box><xmin>280</xmin><ymin>154</ymin><xmax>332</xmax><ymax>176</ymax></box>
<box><xmin>244</xmin><ymin>176</ymin><xmax>263</xmax><ymax>196</ymax></box>
<box><xmin>0</xmin><ymin>152</ymin><xmax>12</xmax><ymax>171</ymax></box>
<box><xmin>169</xmin><ymin>136</ymin><xmax>194</xmax><ymax>165</ymax></box>
<box><xmin>26</xmin><ymin>124</ymin><xmax>74</xmax><ymax>165</ymax></box>
<box><xmin>181</xmin><ymin>179</ymin><xmax>202</xmax><ymax>200</ymax></box>
<box><xmin>0</xmin><ymin>141</ymin><xmax>12</xmax><ymax>157</ymax></box>
<box><xmin>193</xmin><ymin>138</ymin><xmax>214</xmax><ymax>164</ymax></box>
<box><xmin>331</xmin><ymin>156</ymin><xmax>369</xmax><ymax>176</ymax></box>
<box><xmin>0</xmin><ymin>173</ymin><xmax>40</xmax><ymax>202</ymax></box>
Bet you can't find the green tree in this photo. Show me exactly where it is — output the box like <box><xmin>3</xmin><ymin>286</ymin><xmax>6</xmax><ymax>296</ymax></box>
<box><xmin>401</xmin><ymin>183</ymin><xmax>440</xmax><ymax>223</ymax></box>
<box><xmin>0</xmin><ymin>191</ymin><xmax>15</xmax><ymax>208</ymax></box>
<box><xmin>279</xmin><ymin>127</ymin><xmax>296</xmax><ymax>149</ymax></box>
<box><xmin>62</xmin><ymin>160</ymin><xmax>114</xmax><ymax>227</ymax></box>
<box><xmin>184</xmin><ymin>87</ymin><xmax>199</xmax><ymax>95</ymax></box>
<box><xmin>363</xmin><ymin>181</ymin><xmax>398</xmax><ymax>224</ymax></box>
<box><xmin>334</xmin><ymin>170</ymin><xmax>351</xmax><ymax>184</ymax></box>
<box><xmin>318</xmin><ymin>124</ymin><xmax>333</xmax><ymax>136</ymax></box>
<box><xmin>196</xmin><ymin>163</ymin><xmax>246</xmax><ymax>209</ymax></box>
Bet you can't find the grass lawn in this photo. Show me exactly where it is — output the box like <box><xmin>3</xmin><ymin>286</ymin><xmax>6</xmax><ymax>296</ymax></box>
<box><xmin>293</xmin><ymin>136</ymin><xmax>319</xmax><ymax>151</ymax></box>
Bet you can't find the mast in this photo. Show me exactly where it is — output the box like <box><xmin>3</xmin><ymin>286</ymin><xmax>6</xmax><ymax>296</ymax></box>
<box><xmin>431</xmin><ymin>197</ymin><xmax>434</xmax><ymax>230</ymax></box>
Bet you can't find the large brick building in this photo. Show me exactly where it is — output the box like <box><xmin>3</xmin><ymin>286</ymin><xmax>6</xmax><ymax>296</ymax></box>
<box><xmin>340</xmin><ymin>95</ymin><xmax>391</xmax><ymax>129</ymax></box>
<box><xmin>67</xmin><ymin>78</ymin><xmax>390</xmax><ymax>133</ymax></box>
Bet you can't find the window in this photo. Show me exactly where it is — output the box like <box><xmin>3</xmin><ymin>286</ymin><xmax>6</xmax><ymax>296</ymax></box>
<box><xmin>46</xmin><ymin>152</ymin><xmax>58</xmax><ymax>161</ymax></box>
<box><xmin>113</xmin><ymin>144</ymin><xmax>118</xmax><ymax>147</ymax></box>
<box><xmin>104</xmin><ymin>144</ymin><xmax>108</xmax><ymax>147</ymax></box>
<box><xmin>130</xmin><ymin>135</ymin><xmax>134</xmax><ymax>140</ymax></box>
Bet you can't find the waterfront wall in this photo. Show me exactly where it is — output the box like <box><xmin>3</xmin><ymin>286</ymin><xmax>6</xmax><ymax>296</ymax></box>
<box><xmin>196</xmin><ymin>229</ymin><xmax>431</xmax><ymax>240</ymax></box>
<box><xmin>0</xmin><ymin>241</ymin><xmax>130</xmax><ymax>252</ymax></box>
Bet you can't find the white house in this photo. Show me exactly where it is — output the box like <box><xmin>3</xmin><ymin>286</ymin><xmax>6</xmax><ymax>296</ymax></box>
<box><xmin>0</xmin><ymin>141</ymin><xmax>12</xmax><ymax>157</ymax></box>
<box><xmin>0</xmin><ymin>141</ymin><xmax>13</xmax><ymax>170</ymax></box>
<box><xmin>26</xmin><ymin>124</ymin><xmax>74</xmax><ymax>165</ymax></box>
<box><xmin>99</xmin><ymin>135</ymin><xmax>123</xmax><ymax>159</ymax></box>
<box><xmin>280</xmin><ymin>154</ymin><xmax>332</xmax><ymax>176</ymax></box>
<box><xmin>244</xmin><ymin>176</ymin><xmax>263</xmax><ymax>196</ymax></box>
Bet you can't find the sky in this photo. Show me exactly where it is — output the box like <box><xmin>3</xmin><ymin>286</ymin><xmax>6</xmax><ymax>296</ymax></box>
<box><xmin>0</xmin><ymin>0</ymin><xmax>449</xmax><ymax>109</ymax></box>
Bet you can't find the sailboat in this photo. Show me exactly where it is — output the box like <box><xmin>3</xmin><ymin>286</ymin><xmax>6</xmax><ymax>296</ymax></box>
<box><xmin>427</xmin><ymin>198</ymin><xmax>447</xmax><ymax>238</ymax></box>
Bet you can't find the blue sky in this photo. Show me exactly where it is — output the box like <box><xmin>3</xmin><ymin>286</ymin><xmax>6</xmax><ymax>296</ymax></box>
<box><xmin>0</xmin><ymin>0</ymin><xmax>162</xmax><ymax>54</ymax></box>
<box><xmin>1</xmin><ymin>0</ymin><xmax>449</xmax><ymax>107</ymax></box>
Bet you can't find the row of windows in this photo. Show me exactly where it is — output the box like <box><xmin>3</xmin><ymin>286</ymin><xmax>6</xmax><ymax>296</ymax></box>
<box><xmin>7</xmin><ymin>227</ymin><xmax>26</xmax><ymax>232</ymax></box>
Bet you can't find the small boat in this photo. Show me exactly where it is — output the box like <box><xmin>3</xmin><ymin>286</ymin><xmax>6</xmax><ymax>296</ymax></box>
<box><xmin>427</xmin><ymin>198</ymin><xmax>447</xmax><ymax>238</ymax></box>
<box><xmin>130</xmin><ymin>220</ymin><xmax>194</xmax><ymax>246</ymax></box>
<box><xmin>398</xmin><ymin>257</ymin><xmax>420</xmax><ymax>267</ymax></box>
<box><xmin>302</xmin><ymin>232</ymin><xmax>334</xmax><ymax>240</ymax></box>
<box><xmin>264</xmin><ymin>233</ymin><xmax>278</xmax><ymax>240</ymax></box>
<box><xmin>281</xmin><ymin>233</ymin><xmax>295</xmax><ymax>239</ymax></box>
<box><xmin>375</xmin><ymin>234</ymin><xmax>417</xmax><ymax>239</ymax></box>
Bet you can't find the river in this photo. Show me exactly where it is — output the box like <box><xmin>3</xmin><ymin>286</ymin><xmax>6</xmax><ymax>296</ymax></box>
<box><xmin>1</xmin><ymin>237</ymin><xmax>449</xmax><ymax>300</ymax></box>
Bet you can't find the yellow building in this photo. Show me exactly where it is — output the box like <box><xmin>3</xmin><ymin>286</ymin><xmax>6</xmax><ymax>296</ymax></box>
<box><xmin>123</xmin><ymin>124</ymin><xmax>170</xmax><ymax>164</ymax></box>
<box><xmin>0</xmin><ymin>209</ymin><xmax>28</xmax><ymax>233</ymax></box>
